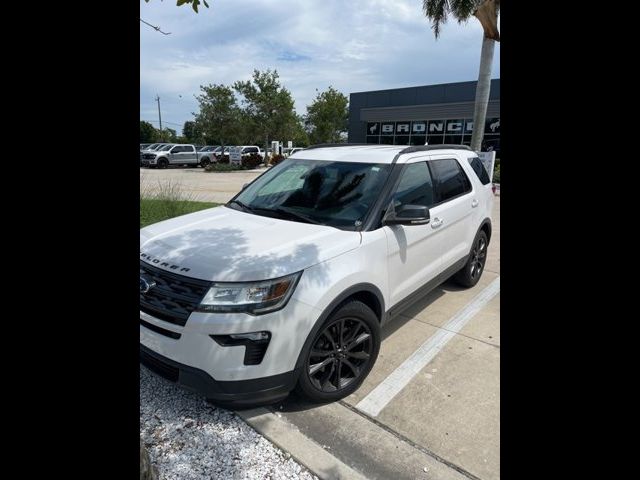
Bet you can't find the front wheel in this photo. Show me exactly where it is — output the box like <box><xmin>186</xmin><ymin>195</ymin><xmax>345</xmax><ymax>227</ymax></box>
<box><xmin>295</xmin><ymin>300</ymin><xmax>380</xmax><ymax>403</ymax></box>
<box><xmin>454</xmin><ymin>230</ymin><xmax>488</xmax><ymax>288</ymax></box>
<box><xmin>157</xmin><ymin>158</ymin><xmax>169</xmax><ymax>169</ymax></box>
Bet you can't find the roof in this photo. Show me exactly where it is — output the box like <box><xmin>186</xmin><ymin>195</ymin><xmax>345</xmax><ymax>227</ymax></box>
<box><xmin>292</xmin><ymin>144</ymin><xmax>474</xmax><ymax>164</ymax></box>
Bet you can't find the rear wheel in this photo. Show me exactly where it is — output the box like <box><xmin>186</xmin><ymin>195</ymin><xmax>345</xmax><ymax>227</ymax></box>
<box><xmin>454</xmin><ymin>230</ymin><xmax>488</xmax><ymax>287</ymax></box>
<box><xmin>200</xmin><ymin>157</ymin><xmax>211</xmax><ymax>168</ymax></box>
<box><xmin>296</xmin><ymin>300</ymin><xmax>380</xmax><ymax>403</ymax></box>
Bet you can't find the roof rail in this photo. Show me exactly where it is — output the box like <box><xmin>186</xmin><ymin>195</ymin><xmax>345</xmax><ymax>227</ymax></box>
<box><xmin>399</xmin><ymin>144</ymin><xmax>473</xmax><ymax>154</ymax></box>
<box><xmin>304</xmin><ymin>143</ymin><xmax>371</xmax><ymax>150</ymax></box>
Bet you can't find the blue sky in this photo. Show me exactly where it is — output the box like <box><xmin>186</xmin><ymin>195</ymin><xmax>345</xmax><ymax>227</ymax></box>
<box><xmin>140</xmin><ymin>0</ymin><xmax>500</xmax><ymax>135</ymax></box>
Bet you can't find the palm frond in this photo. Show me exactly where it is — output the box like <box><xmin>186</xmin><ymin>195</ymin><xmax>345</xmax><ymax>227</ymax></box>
<box><xmin>450</xmin><ymin>0</ymin><xmax>479</xmax><ymax>23</ymax></box>
<box><xmin>422</xmin><ymin>0</ymin><xmax>450</xmax><ymax>39</ymax></box>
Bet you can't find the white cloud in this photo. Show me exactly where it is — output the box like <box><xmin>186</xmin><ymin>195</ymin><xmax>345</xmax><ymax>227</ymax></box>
<box><xmin>140</xmin><ymin>0</ymin><xmax>500</xmax><ymax>133</ymax></box>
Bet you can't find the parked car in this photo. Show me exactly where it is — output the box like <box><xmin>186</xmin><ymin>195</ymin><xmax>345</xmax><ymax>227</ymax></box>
<box><xmin>285</xmin><ymin>147</ymin><xmax>305</xmax><ymax>157</ymax></box>
<box><xmin>140</xmin><ymin>144</ymin><xmax>215</xmax><ymax>168</ymax></box>
<box><xmin>229</xmin><ymin>145</ymin><xmax>263</xmax><ymax>165</ymax></box>
<box><xmin>140</xmin><ymin>144</ymin><xmax>152</xmax><ymax>164</ymax></box>
<box><xmin>198</xmin><ymin>145</ymin><xmax>219</xmax><ymax>153</ymax></box>
<box><xmin>142</xmin><ymin>143</ymin><xmax>165</xmax><ymax>152</ymax></box>
<box><xmin>213</xmin><ymin>146</ymin><xmax>231</xmax><ymax>162</ymax></box>
<box><xmin>140</xmin><ymin>143</ymin><xmax>166</xmax><ymax>165</ymax></box>
<box><xmin>140</xmin><ymin>144</ymin><xmax>493</xmax><ymax>406</ymax></box>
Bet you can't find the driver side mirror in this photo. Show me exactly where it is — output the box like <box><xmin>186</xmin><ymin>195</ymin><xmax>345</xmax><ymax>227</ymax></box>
<box><xmin>242</xmin><ymin>183</ymin><xmax>249</xmax><ymax>190</ymax></box>
<box><xmin>383</xmin><ymin>203</ymin><xmax>430</xmax><ymax>226</ymax></box>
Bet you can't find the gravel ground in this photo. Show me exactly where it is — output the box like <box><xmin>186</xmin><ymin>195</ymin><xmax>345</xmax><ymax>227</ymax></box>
<box><xmin>140</xmin><ymin>366</ymin><xmax>318</xmax><ymax>480</ymax></box>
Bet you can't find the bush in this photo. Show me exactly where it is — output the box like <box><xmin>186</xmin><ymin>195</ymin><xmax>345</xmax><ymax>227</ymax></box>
<box><xmin>204</xmin><ymin>163</ymin><xmax>245</xmax><ymax>172</ymax></box>
<box><xmin>241</xmin><ymin>153</ymin><xmax>263</xmax><ymax>169</ymax></box>
<box><xmin>493</xmin><ymin>163</ymin><xmax>500</xmax><ymax>184</ymax></box>
<box><xmin>215</xmin><ymin>154</ymin><xmax>230</xmax><ymax>164</ymax></box>
<box><xmin>270</xmin><ymin>153</ymin><xmax>285</xmax><ymax>166</ymax></box>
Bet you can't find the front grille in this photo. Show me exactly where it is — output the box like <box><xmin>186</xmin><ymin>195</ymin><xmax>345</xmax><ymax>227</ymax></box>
<box><xmin>140</xmin><ymin>347</ymin><xmax>179</xmax><ymax>382</ymax></box>
<box><xmin>143</xmin><ymin>153</ymin><xmax>156</xmax><ymax>160</ymax></box>
<box><xmin>140</xmin><ymin>260</ymin><xmax>210</xmax><ymax>327</ymax></box>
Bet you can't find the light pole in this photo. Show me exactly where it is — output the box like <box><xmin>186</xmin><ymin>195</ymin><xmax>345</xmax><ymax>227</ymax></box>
<box><xmin>155</xmin><ymin>95</ymin><xmax>163</xmax><ymax>141</ymax></box>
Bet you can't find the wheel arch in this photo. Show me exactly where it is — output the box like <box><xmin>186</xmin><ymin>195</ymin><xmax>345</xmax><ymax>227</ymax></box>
<box><xmin>293</xmin><ymin>283</ymin><xmax>384</xmax><ymax>371</ymax></box>
<box><xmin>479</xmin><ymin>217</ymin><xmax>492</xmax><ymax>243</ymax></box>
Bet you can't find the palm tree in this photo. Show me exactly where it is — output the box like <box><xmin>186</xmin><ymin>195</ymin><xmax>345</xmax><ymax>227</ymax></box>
<box><xmin>422</xmin><ymin>0</ymin><xmax>500</xmax><ymax>152</ymax></box>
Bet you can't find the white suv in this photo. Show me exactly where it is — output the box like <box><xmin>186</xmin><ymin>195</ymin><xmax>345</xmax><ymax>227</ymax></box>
<box><xmin>140</xmin><ymin>144</ymin><xmax>493</xmax><ymax>407</ymax></box>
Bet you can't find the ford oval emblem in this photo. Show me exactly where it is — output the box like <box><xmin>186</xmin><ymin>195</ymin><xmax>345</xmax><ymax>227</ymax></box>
<box><xmin>140</xmin><ymin>275</ymin><xmax>156</xmax><ymax>294</ymax></box>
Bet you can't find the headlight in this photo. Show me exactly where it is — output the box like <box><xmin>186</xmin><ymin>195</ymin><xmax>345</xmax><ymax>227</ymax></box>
<box><xmin>197</xmin><ymin>271</ymin><xmax>302</xmax><ymax>315</ymax></box>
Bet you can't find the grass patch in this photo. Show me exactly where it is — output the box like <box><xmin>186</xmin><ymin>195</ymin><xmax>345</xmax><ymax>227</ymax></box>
<box><xmin>140</xmin><ymin>199</ymin><xmax>220</xmax><ymax>228</ymax></box>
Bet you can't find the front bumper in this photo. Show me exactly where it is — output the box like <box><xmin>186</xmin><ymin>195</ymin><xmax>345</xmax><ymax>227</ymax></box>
<box><xmin>140</xmin><ymin>297</ymin><xmax>322</xmax><ymax>401</ymax></box>
<box><xmin>140</xmin><ymin>344</ymin><xmax>299</xmax><ymax>408</ymax></box>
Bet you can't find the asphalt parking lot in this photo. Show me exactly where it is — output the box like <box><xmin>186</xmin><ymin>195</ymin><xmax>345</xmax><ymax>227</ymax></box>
<box><xmin>141</xmin><ymin>166</ymin><xmax>500</xmax><ymax>480</ymax></box>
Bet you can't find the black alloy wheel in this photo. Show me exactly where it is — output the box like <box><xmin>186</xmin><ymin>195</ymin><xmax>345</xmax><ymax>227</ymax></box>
<box><xmin>308</xmin><ymin>317</ymin><xmax>373</xmax><ymax>392</ymax></box>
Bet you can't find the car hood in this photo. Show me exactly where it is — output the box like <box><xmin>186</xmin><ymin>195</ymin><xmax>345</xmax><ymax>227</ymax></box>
<box><xmin>140</xmin><ymin>206</ymin><xmax>361</xmax><ymax>282</ymax></box>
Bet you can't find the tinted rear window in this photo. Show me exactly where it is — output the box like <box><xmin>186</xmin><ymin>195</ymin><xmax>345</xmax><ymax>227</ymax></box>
<box><xmin>468</xmin><ymin>157</ymin><xmax>491</xmax><ymax>185</ymax></box>
<box><xmin>430</xmin><ymin>159</ymin><xmax>472</xmax><ymax>203</ymax></box>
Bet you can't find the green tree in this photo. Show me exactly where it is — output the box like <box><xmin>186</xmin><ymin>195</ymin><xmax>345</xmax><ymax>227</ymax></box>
<box><xmin>140</xmin><ymin>121</ymin><xmax>158</xmax><ymax>143</ymax></box>
<box><xmin>234</xmin><ymin>69</ymin><xmax>298</xmax><ymax>160</ymax></box>
<box><xmin>305</xmin><ymin>87</ymin><xmax>349</xmax><ymax>144</ymax></box>
<box><xmin>194</xmin><ymin>84</ymin><xmax>242</xmax><ymax>153</ymax></box>
<box><xmin>144</xmin><ymin>0</ymin><xmax>209</xmax><ymax>13</ymax></box>
<box><xmin>182</xmin><ymin>121</ymin><xmax>199</xmax><ymax>143</ymax></box>
<box><xmin>158</xmin><ymin>128</ymin><xmax>177</xmax><ymax>142</ymax></box>
<box><xmin>422</xmin><ymin>0</ymin><xmax>500</xmax><ymax>151</ymax></box>
<box><xmin>287</xmin><ymin>114</ymin><xmax>310</xmax><ymax>148</ymax></box>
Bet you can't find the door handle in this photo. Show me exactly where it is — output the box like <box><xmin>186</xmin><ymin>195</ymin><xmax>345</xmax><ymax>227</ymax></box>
<box><xmin>471</xmin><ymin>199</ymin><xmax>479</xmax><ymax>208</ymax></box>
<box><xmin>431</xmin><ymin>217</ymin><xmax>443</xmax><ymax>229</ymax></box>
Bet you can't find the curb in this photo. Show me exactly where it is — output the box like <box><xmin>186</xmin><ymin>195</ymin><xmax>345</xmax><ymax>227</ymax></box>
<box><xmin>237</xmin><ymin>407</ymin><xmax>368</xmax><ymax>480</ymax></box>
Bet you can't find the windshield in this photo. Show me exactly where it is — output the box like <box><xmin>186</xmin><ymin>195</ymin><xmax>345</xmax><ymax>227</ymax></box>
<box><xmin>229</xmin><ymin>159</ymin><xmax>392</xmax><ymax>229</ymax></box>
<box><xmin>145</xmin><ymin>144</ymin><xmax>158</xmax><ymax>150</ymax></box>
<box><xmin>200</xmin><ymin>146</ymin><xmax>215</xmax><ymax>152</ymax></box>
<box><xmin>159</xmin><ymin>144</ymin><xmax>174</xmax><ymax>151</ymax></box>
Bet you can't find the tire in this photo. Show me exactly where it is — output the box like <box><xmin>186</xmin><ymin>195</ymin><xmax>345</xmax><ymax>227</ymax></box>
<box><xmin>454</xmin><ymin>230</ymin><xmax>488</xmax><ymax>288</ymax></box>
<box><xmin>200</xmin><ymin>157</ymin><xmax>211</xmax><ymax>168</ymax></box>
<box><xmin>157</xmin><ymin>158</ymin><xmax>169</xmax><ymax>169</ymax></box>
<box><xmin>295</xmin><ymin>300</ymin><xmax>380</xmax><ymax>403</ymax></box>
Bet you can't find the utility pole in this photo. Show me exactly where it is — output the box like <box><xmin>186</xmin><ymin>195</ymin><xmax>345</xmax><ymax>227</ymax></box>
<box><xmin>155</xmin><ymin>95</ymin><xmax>163</xmax><ymax>141</ymax></box>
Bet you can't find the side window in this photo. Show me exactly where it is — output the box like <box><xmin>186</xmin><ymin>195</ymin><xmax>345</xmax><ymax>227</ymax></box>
<box><xmin>185</xmin><ymin>146</ymin><xmax>195</xmax><ymax>153</ymax></box>
<box><xmin>172</xmin><ymin>146</ymin><xmax>183</xmax><ymax>153</ymax></box>
<box><xmin>468</xmin><ymin>157</ymin><xmax>491</xmax><ymax>185</ymax></box>
<box><xmin>430</xmin><ymin>159</ymin><xmax>472</xmax><ymax>203</ymax></box>
<box><xmin>392</xmin><ymin>162</ymin><xmax>434</xmax><ymax>208</ymax></box>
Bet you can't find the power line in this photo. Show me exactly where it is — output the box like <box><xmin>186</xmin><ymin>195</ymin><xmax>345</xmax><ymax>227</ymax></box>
<box><xmin>140</xmin><ymin>18</ymin><xmax>171</xmax><ymax>35</ymax></box>
<box><xmin>141</xmin><ymin>119</ymin><xmax>184</xmax><ymax>127</ymax></box>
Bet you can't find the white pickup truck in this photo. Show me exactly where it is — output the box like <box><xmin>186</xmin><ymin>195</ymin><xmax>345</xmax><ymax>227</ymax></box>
<box><xmin>229</xmin><ymin>146</ymin><xmax>263</xmax><ymax>165</ymax></box>
<box><xmin>140</xmin><ymin>144</ymin><xmax>215</xmax><ymax>168</ymax></box>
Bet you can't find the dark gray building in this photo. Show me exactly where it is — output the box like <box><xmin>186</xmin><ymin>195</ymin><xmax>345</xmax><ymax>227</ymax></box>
<box><xmin>348</xmin><ymin>79</ymin><xmax>500</xmax><ymax>151</ymax></box>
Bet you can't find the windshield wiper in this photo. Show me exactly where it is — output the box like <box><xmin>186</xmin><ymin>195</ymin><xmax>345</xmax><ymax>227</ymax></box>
<box><xmin>230</xmin><ymin>202</ymin><xmax>323</xmax><ymax>225</ymax></box>
<box><xmin>227</xmin><ymin>199</ymin><xmax>254</xmax><ymax>213</ymax></box>
<box><xmin>270</xmin><ymin>207</ymin><xmax>324</xmax><ymax>225</ymax></box>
